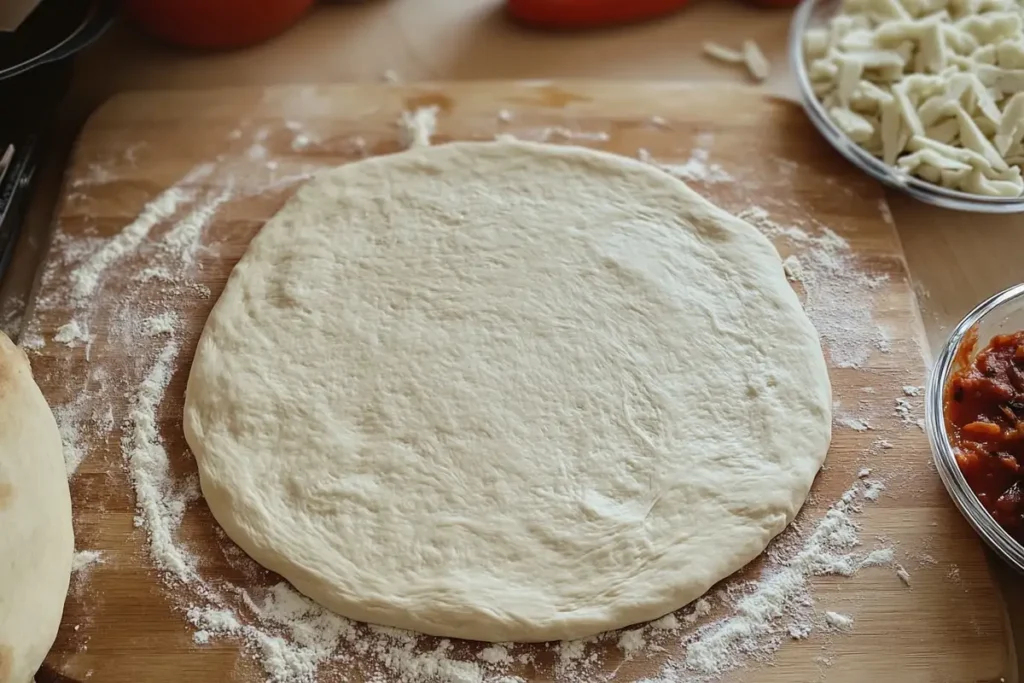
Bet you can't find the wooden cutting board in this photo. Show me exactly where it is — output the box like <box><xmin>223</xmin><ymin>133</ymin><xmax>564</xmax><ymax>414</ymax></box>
<box><xmin>22</xmin><ymin>82</ymin><xmax>1007</xmax><ymax>683</ymax></box>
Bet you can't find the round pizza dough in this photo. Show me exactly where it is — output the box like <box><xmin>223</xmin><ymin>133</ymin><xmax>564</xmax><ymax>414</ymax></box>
<box><xmin>0</xmin><ymin>332</ymin><xmax>74</xmax><ymax>682</ymax></box>
<box><xmin>184</xmin><ymin>140</ymin><xmax>831</xmax><ymax>642</ymax></box>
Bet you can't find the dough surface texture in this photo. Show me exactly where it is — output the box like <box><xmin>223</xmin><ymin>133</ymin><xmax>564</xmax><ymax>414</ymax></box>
<box><xmin>184</xmin><ymin>141</ymin><xmax>831</xmax><ymax>642</ymax></box>
<box><xmin>0</xmin><ymin>332</ymin><xmax>74</xmax><ymax>682</ymax></box>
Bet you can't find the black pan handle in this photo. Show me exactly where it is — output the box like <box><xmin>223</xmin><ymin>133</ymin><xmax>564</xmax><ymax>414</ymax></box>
<box><xmin>0</xmin><ymin>0</ymin><xmax>116</xmax><ymax>82</ymax></box>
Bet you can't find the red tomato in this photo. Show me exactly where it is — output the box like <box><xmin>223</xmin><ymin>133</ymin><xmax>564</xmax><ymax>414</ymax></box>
<box><xmin>507</xmin><ymin>0</ymin><xmax>693</xmax><ymax>29</ymax></box>
<box><xmin>744</xmin><ymin>0</ymin><xmax>802</xmax><ymax>6</ymax></box>
<box><xmin>123</xmin><ymin>0</ymin><xmax>315</xmax><ymax>49</ymax></box>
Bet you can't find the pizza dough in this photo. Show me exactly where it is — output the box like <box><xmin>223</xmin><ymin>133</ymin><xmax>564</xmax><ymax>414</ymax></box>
<box><xmin>0</xmin><ymin>332</ymin><xmax>74</xmax><ymax>682</ymax></box>
<box><xmin>184</xmin><ymin>140</ymin><xmax>831</xmax><ymax>642</ymax></box>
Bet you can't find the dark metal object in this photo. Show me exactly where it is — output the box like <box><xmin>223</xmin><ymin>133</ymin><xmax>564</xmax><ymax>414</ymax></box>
<box><xmin>0</xmin><ymin>60</ymin><xmax>70</xmax><ymax>279</ymax></box>
<box><xmin>0</xmin><ymin>0</ymin><xmax>115</xmax><ymax>80</ymax></box>
<box><xmin>0</xmin><ymin>0</ymin><xmax>116</xmax><ymax>282</ymax></box>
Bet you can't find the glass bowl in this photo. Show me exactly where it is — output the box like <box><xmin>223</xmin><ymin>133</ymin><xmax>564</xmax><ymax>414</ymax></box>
<box><xmin>926</xmin><ymin>283</ymin><xmax>1024</xmax><ymax>571</ymax></box>
<box><xmin>788</xmin><ymin>0</ymin><xmax>1024</xmax><ymax>214</ymax></box>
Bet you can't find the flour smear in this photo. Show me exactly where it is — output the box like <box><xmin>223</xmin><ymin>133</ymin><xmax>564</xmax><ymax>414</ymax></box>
<box><xmin>637</xmin><ymin>132</ymin><xmax>734</xmax><ymax>184</ymax></box>
<box><xmin>27</xmin><ymin>120</ymin><xmax>913</xmax><ymax>682</ymax></box>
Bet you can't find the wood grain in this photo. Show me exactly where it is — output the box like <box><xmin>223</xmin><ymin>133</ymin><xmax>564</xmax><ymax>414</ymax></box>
<box><xmin>25</xmin><ymin>82</ymin><xmax>1008</xmax><ymax>682</ymax></box>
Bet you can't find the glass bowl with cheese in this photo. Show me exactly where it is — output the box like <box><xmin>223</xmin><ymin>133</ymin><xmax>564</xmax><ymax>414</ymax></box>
<box><xmin>789</xmin><ymin>0</ymin><xmax>1024</xmax><ymax>213</ymax></box>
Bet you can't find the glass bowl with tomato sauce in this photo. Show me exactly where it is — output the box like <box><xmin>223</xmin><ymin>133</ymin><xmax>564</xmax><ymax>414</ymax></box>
<box><xmin>927</xmin><ymin>283</ymin><xmax>1024</xmax><ymax>570</ymax></box>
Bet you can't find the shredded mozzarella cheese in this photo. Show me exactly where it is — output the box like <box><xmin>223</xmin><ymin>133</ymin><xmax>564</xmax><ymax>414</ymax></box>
<box><xmin>702</xmin><ymin>40</ymin><xmax>772</xmax><ymax>83</ymax></box>
<box><xmin>703</xmin><ymin>41</ymin><xmax>745</xmax><ymax>64</ymax></box>
<box><xmin>804</xmin><ymin>0</ymin><xmax>1024</xmax><ymax>197</ymax></box>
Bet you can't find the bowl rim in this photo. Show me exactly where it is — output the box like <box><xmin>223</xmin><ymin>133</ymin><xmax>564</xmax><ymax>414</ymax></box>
<box><xmin>788</xmin><ymin>0</ymin><xmax>1024</xmax><ymax>215</ymax></box>
<box><xmin>925</xmin><ymin>282</ymin><xmax>1024</xmax><ymax>571</ymax></box>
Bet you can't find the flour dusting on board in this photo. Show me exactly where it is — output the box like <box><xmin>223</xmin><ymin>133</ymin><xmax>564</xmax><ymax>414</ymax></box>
<box><xmin>162</xmin><ymin>183</ymin><xmax>236</xmax><ymax>265</ymax></box>
<box><xmin>637</xmin><ymin>132</ymin><xmax>734</xmax><ymax>184</ymax></box>
<box><xmin>72</xmin><ymin>550</ymin><xmax>104</xmax><ymax>575</ymax></box>
<box><xmin>54</xmin><ymin>402</ymin><xmax>87</xmax><ymax>475</ymax></box>
<box><xmin>27</xmin><ymin>119</ymin><xmax>916</xmax><ymax>683</ymax></box>
<box><xmin>399</xmin><ymin>106</ymin><xmax>439</xmax><ymax>149</ymax></box>
<box><xmin>67</xmin><ymin>162</ymin><xmax>213</xmax><ymax>303</ymax></box>
<box><xmin>737</xmin><ymin>207</ymin><xmax>889</xmax><ymax>369</ymax></box>
<box><xmin>682</xmin><ymin>481</ymin><xmax>884</xmax><ymax>677</ymax></box>
<box><xmin>125</xmin><ymin>338</ymin><xmax>200</xmax><ymax>580</ymax></box>
<box><xmin>54</xmin><ymin>320</ymin><xmax>90</xmax><ymax>347</ymax></box>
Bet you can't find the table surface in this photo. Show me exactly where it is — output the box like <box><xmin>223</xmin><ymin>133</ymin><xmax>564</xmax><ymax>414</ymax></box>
<box><xmin>4</xmin><ymin>0</ymin><xmax>1021</xmax><ymax>677</ymax></box>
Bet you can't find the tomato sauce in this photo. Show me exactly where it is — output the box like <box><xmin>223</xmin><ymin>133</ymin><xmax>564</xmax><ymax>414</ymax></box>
<box><xmin>945</xmin><ymin>329</ymin><xmax>1024</xmax><ymax>543</ymax></box>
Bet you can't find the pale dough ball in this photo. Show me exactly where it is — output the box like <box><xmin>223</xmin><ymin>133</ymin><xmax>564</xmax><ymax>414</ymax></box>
<box><xmin>0</xmin><ymin>332</ymin><xmax>74</xmax><ymax>681</ymax></box>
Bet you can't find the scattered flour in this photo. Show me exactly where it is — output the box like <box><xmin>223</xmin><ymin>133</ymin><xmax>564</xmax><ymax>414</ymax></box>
<box><xmin>19</xmin><ymin>331</ymin><xmax>44</xmax><ymax>350</ymax></box>
<box><xmin>618</xmin><ymin>629</ymin><xmax>647</xmax><ymax>657</ymax></box>
<box><xmin>95</xmin><ymin>406</ymin><xmax>115</xmax><ymax>434</ymax></box>
<box><xmin>247</xmin><ymin>144</ymin><xmax>268</xmax><ymax>161</ymax></box>
<box><xmin>783</xmin><ymin>255</ymin><xmax>805</xmax><ymax>282</ymax></box>
<box><xmin>895</xmin><ymin>397</ymin><xmax>922</xmax><ymax>427</ymax></box>
<box><xmin>637</xmin><ymin>133</ymin><xmax>733</xmax><ymax>184</ymax></box>
<box><xmin>497</xmin><ymin>109</ymin><xmax>513</xmax><ymax>123</ymax></box>
<box><xmin>738</xmin><ymin>207</ymin><xmax>889</xmax><ymax>369</ymax></box>
<box><xmin>349</xmin><ymin>136</ymin><xmax>368</xmax><ymax>157</ymax></box>
<box><xmin>789</xmin><ymin>623</ymin><xmax>811</xmax><ymax>640</ymax></box>
<box><xmin>683</xmin><ymin>598</ymin><xmax>713</xmax><ymax>625</ymax></box>
<box><xmin>54</xmin><ymin>320</ymin><xmax>89</xmax><ymax>346</ymax></box>
<box><xmin>651</xmin><ymin>614</ymin><xmax>680</xmax><ymax>631</ymax></box>
<box><xmin>622</xmin><ymin>479</ymin><xmax>893</xmax><ymax>680</ymax></box>
<box><xmin>857</xmin><ymin>467</ymin><xmax>872</xmax><ymax>478</ymax></box>
<box><xmin>72</xmin><ymin>550</ymin><xmax>104</xmax><ymax>574</ymax></box>
<box><xmin>823</xmin><ymin>611</ymin><xmax>854</xmax><ymax>631</ymax></box>
<box><xmin>540</xmin><ymin>127</ymin><xmax>610</xmax><ymax>143</ymax></box>
<box><xmin>736</xmin><ymin>206</ymin><xmax>772</xmax><ymax>224</ymax></box>
<box><xmin>555</xmin><ymin>638</ymin><xmax>593</xmax><ymax>679</ymax></box>
<box><xmin>124</xmin><ymin>339</ymin><xmax>197</xmax><ymax>580</ymax></box>
<box><xmin>68</xmin><ymin>164</ymin><xmax>211</xmax><ymax>302</ymax></box>
<box><xmin>137</xmin><ymin>266</ymin><xmax>174</xmax><ymax>282</ymax></box>
<box><xmin>188</xmin><ymin>606</ymin><xmax>241</xmax><ymax>635</ymax></box>
<box><xmin>382</xmin><ymin>69</ymin><xmax>401</xmax><ymax>83</ymax></box>
<box><xmin>838</xmin><ymin>417</ymin><xmax>871</xmax><ymax>431</ymax></box>
<box><xmin>29</xmin><ymin>152</ymin><xmax>236</xmax><ymax>489</ymax></box>
<box><xmin>142</xmin><ymin>313</ymin><xmax>179</xmax><ymax>337</ymax></box>
<box><xmin>859</xmin><ymin>547</ymin><xmax>894</xmax><ymax>567</ymax></box>
<box><xmin>902</xmin><ymin>385</ymin><xmax>922</xmax><ymax>396</ymax></box>
<box><xmin>162</xmin><ymin>184</ymin><xmax>235</xmax><ymax>264</ymax></box>
<box><xmin>863</xmin><ymin>480</ymin><xmax>886</xmax><ymax>501</ymax></box>
<box><xmin>878</xmin><ymin>198</ymin><xmax>895</xmax><ymax>226</ymax></box>
<box><xmin>399</xmin><ymin>106</ymin><xmax>439</xmax><ymax>149</ymax></box>
<box><xmin>54</xmin><ymin>403</ymin><xmax>86</xmax><ymax>476</ymax></box>
<box><xmin>477</xmin><ymin>645</ymin><xmax>512</xmax><ymax>664</ymax></box>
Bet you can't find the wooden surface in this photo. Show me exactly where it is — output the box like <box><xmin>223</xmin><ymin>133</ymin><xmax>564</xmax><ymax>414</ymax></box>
<box><xmin>5</xmin><ymin>0</ymin><xmax>1021</xmax><ymax>357</ymax></box>
<box><xmin>22</xmin><ymin>81</ymin><xmax>1008</xmax><ymax>682</ymax></box>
